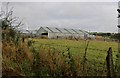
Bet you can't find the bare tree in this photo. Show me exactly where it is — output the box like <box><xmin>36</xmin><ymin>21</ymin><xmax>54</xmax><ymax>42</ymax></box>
<box><xmin>0</xmin><ymin>2</ymin><xmax>23</xmax><ymax>43</ymax></box>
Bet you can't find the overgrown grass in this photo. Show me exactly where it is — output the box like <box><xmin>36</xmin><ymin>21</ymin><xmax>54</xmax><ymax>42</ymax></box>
<box><xmin>2</xmin><ymin>38</ymin><xmax>118</xmax><ymax>77</ymax></box>
<box><xmin>32</xmin><ymin>38</ymin><xmax>118</xmax><ymax>76</ymax></box>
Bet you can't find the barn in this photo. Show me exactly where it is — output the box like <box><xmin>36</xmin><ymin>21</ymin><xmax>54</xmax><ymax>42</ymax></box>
<box><xmin>36</xmin><ymin>27</ymin><xmax>94</xmax><ymax>39</ymax></box>
<box><xmin>17</xmin><ymin>29</ymin><xmax>37</xmax><ymax>37</ymax></box>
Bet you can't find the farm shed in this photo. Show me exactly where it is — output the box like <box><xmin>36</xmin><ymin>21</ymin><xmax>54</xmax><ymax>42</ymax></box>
<box><xmin>36</xmin><ymin>27</ymin><xmax>60</xmax><ymax>39</ymax></box>
<box><xmin>17</xmin><ymin>29</ymin><xmax>37</xmax><ymax>37</ymax></box>
<box><xmin>36</xmin><ymin>27</ymin><xmax>93</xmax><ymax>39</ymax></box>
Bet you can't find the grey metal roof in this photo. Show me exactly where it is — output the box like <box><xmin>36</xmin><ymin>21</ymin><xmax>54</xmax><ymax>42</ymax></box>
<box><xmin>17</xmin><ymin>29</ymin><xmax>37</xmax><ymax>34</ymax></box>
<box><xmin>38</xmin><ymin>27</ymin><xmax>89</xmax><ymax>35</ymax></box>
<box><xmin>72</xmin><ymin>29</ymin><xmax>83</xmax><ymax>34</ymax></box>
<box><xmin>80</xmin><ymin>30</ymin><xmax>89</xmax><ymax>35</ymax></box>
<box><xmin>46</xmin><ymin>27</ymin><xmax>60</xmax><ymax>33</ymax></box>
<box><xmin>65</xmin><ymin>29</ymin><xmax>76</xmax><ymax>34</ymax></box>
<box><xmin>18</xmin><ymin>29</ymin><xmax>29</xmax><ymax>33</ymax></box>
<box><xmin>41</xmin><ymin>27</ymin><xmax>61</xmax><ymax>33</ymax></box>
<box><xmin>56</xmin><ymin>28</ymin><xmax>69</xmax><ymax>33</ymax></box>
<box><xmin>41</xmin><ymin>27</ymin><xmax>53</xmax><ymax>32</ymax></box>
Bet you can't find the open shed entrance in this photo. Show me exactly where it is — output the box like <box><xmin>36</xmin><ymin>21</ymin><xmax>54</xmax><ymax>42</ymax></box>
<box><xmin>41</xmin><ymin>33</ymin><xmax>48</xmax><ymax>35</ymax></box>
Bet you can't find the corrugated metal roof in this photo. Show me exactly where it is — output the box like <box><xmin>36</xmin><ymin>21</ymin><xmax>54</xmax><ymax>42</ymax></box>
<box><xmin>46</xmin><ymin>27</ymin><xmax>60</xmax><ymax>33</ymax></box>
<box><xmin>18</xmin><ymin>29</ymin><xmax>29</xmax><ymax>33</ymax></box>
<box><xmin>56</xmin><ymin>28</ymin><xmax>69</xmax><ymax>33</ymax></box>
<box><xmin>18</xmin><ymin>29</ymin><xmax>37</xmax><ymax>34</ymax></box>
<box><xmin>65</xmin><ymin>29</ymin><xmax>76</xmax><ymax>34</ymax></box>
<box><xmin>80</xmin><ymin>30</ymin><xmax>89</xmax><ymax>35</ymax></box>
<box><xmin>41</xmin><ymin>27</ymin><xmax>53</xmax><ymax>32</ymax></box>
<box><xmin>38</xmin><ymin>27</ymin><xmax>89</xmax><ymax>35</ymax></box>
<box><xmin>72</xmin><ymin>29</ymin><xmax>83</xmax><ymax>34</ymax></box>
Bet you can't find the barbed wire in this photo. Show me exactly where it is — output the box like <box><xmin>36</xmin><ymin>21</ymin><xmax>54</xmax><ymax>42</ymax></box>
<box><xmin>35</xmin><ymin>43</ymin><xmax>117</xmax><ymax>52</ymax></box>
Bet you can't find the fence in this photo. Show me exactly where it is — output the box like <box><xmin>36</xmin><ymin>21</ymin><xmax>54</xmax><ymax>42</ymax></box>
<box><xmin>36</xmin><ymin>43</ymin><xmax>117</xmax><ymax>52</ymax></box>
<box><xmin>32</xmin><ymin>41</ymin><xmax>118</xmax><ymax>76</ymax></box>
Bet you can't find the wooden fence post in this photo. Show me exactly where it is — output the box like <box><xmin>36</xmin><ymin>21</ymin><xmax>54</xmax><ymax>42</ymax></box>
<box><xmin>106</xmin><ymin>47</ymin><xmax>115</xmax><ymax>78</ymax></box>
<box><xmin>82</xmin><ymin>40</ymin><xmax>89</xmax><ymax>76</ymax></box>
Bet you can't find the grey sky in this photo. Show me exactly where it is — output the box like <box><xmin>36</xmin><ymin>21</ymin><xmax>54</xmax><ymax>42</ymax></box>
<box><xmin>1</xmin><ymin>2</ymin><xmax>118</xmax><ymax>33</ymax></box>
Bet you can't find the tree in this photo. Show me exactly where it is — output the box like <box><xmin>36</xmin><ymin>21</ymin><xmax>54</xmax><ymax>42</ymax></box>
<box><xmin>0</xmin><ymin>2</ymin><xmax>23</xmax><ymax>43</ymax></box>
<box><xmin>111</xmin><ymin>33</ymin><xmax>120</xmax><ymax>40</ymax></box>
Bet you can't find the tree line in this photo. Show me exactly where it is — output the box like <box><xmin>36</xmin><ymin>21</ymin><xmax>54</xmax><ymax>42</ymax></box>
<box><xmin>91</xmin><ymin>32</ymin><xmax>120</xmax><ymax>40</ymax></box>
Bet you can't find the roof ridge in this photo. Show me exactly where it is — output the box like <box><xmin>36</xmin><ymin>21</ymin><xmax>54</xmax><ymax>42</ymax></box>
<box><xmin>56</xmin><ymin>27</ymin><xmax>62</xmax><ymax>33</ymax></box>
<box><xmin>46</xmin><ymin>27</ymin><xmax>53</xmax><ymax>32</ymax></box>
<box><xmin>71</xmin><ymin>29</ymin><xmax>79</xmax><ymax>34</ymax></box>
<box><xmin>64</xmin><ymin>28</ymin><xmax>71</xmax><ymax>34</ymax></box>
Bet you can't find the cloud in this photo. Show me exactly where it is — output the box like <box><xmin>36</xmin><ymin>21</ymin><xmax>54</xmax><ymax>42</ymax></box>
<box><xmin>2</xmin><ymin>2</ymin><xmax>118</xmax><ymax>33</ymax></box>
<box><xmin>0</xmin><ymin>0</ymin><xmax>120</xmax><ymax>2</ymax></box>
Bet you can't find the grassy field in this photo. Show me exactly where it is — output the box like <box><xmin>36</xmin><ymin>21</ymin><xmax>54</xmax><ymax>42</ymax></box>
<box><xmin>2</xmin><ymin>38</ymin><xmax>119</xmax><ymax>76</ymax></box>
<box><xmin>32</xmin><ymin>38</ymin><xmax>118</xmax><ymax>58</ymax></box>
<box><xmin>1</xmin><ymin>4</ymin><xmax>119</xmax><ymax>76</ymax></box>
<box><xmin>32</xmin><ymin>38</ymin><xmax>118</xmax><ymax>50</ymax></box>
<box><xmin>30</xmin><ymin>38</ymin><xmax>118</xmax><ymax>76</ymax></box>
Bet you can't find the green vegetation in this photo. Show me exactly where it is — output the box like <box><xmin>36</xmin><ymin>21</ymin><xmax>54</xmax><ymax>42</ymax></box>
<box><xmin>2</xmin><ymin>36</ymin><xmax>119</xmax><ymax>76</ymax></box>
<box><xmin>1</xmin><ymin>3</ymin><xmax>120</xmax><ymax>77</ymax></box>
<box><xmin>29</xmin><ymin>38</ymin><xmax>118</xmax><ymax>76</ymax></box>
<box><xmin>32</xmin><ymin>38</ymin><xmax>117</xmax><ymax>52</ymax></box>
<box><xmin>91</xmin><ymin>32</ymin><xmax>120</xmax><ymax>40</ymax></box>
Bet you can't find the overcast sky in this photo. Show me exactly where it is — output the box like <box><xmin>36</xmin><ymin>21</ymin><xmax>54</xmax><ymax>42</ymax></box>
<box><xmin>1</xmin><ymin>2</ymin><xmax>119</xmax><ymax>33</ymax></box>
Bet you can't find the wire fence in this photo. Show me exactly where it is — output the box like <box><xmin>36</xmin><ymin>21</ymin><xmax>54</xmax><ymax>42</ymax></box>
<box><xmin>36</xmin><ymin>43</ymin><xmax>117</xmax><ymax>52</ymax></box>
<box><xmin>33</xmin><ymin>42</ymin><xmax>118</xmax><ymax>76</ymax></box>
<box><xmin>24</xmin><ymin>38</ymin><xmax>118</xmax><ymax>76</ymax></box>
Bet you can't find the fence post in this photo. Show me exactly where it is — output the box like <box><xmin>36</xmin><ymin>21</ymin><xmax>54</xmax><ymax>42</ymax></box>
<box><xmin>82</xmin><ymin>40</ymin><xmax>89</xmax><ymax>76</ymax></box>
<box><xmin>106</xmin><ymin>47</ymin><xmax>115</xmax><ymax>78</ymax></box>
<box><xmin>115</xmin><ymin>40</ymin><xmax>120</xmax><ymax>76</ymax></box>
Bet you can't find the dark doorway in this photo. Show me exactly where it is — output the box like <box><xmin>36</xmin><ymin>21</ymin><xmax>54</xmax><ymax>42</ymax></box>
<box><xmin>41</xmin><ymin>33</ymin><xmax>48</xmax><ymax>35</ymax></box>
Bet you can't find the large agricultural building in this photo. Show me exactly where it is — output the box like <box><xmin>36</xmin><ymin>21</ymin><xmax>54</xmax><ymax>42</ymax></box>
<box><xmin>0</xmin><ymin>18</ymin><xmax>95</xmax><ymax>39</ymax></box>
<box><xmin>36</xmin><ymin>27</ymin><xmax>95</xmax><ymax>39</ymax></box>
<box><xmin>0</xmin><ymin>18</ymin><xmax>96</xmax><ymax>39</ymax></box>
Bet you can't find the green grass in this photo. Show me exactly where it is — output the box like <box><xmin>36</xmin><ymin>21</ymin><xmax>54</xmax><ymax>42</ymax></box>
<box><xmin>32</xmin><ymin>38</ymin><xmax>118</xmax><ymax>54</ymax></box>
<box><xmin>30</xmin><ymin>38</ymin><xmax>118</xmax><ymax>76</ymax></box>
<box><xmin>3</xmin><ymin>38</ymin><xmax>119</xmax><ymax>76</ymax></box>
<box><xmin>32</xmin><ymin>38</ymin><xmax>118</xmax><ymax>58</ymax></box>
<box><xmin>32</xmin><ymin>38</ymin><xmax>117</xmax><ymax>49</ymax></box>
